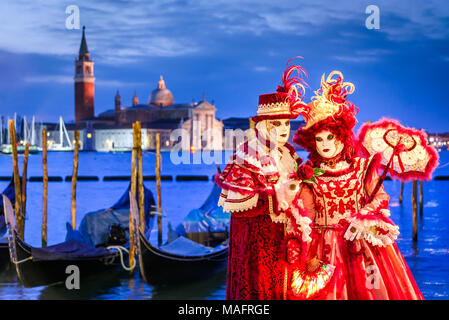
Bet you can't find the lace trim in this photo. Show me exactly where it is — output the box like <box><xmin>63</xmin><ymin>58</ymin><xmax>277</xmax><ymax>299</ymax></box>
<box><xmin>269</xmin><ymin>210</ymin><xmax>288</xmax><ymax>225</ymax></box>
<box><xmin>318</xmin><ymin>158</ymin><xmax>365</xmax><ymax>183</ymax></box>
<box><xmin>320</xmin><ymin>160</ymin><xmax>351</xmax><ymax>172</ymax></box>
<box><xmin>270</xmin><ymin>190</ymin><xmax>313</xmax><ymax>243</ymax></box>
<box><xmin>359</xmin><ymin>218</ymin><xmax>399</xmax><ymax>247</ymax></box>
<box><xmin>318</xmin><ymin>171</ymin><xmax>355</xmax><ymax>183</ymax></box>
<box><xmin>289</xmin><ymin>209</ymin><xmax>312</xmax><ymax>242</ymax></box>
<box><xmin>219</xmin><ymin>190</ymin><xmax>260</xmax><ymax>213</ymax></box>
<box><xmin>257</xmin><ymin>102</ymin><xmax>290</xmax><ymax>115</ymax></box>
<box><xmin>344</xmin><ymin>216</ymin><xmax>400</xmax><ymax>247</ymax></box>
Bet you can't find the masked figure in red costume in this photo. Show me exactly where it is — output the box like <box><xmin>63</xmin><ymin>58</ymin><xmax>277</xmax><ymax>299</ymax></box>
<box><xmin>287</xmin><ymin>71</ymin><xmax>424</xmax><ymax>300</ymax></box>
<box><xmin>216</xmin><ymin>62</ymin><xmax>311</xmax><ymax>300</ymax></box>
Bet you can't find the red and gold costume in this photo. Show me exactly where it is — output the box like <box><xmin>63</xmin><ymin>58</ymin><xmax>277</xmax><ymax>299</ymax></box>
<box><xmin>216</xmin><ymin>61</ymin><xmax>309</xmax><ymax>299</ymax></box>
<box><xmin>288</xmin><ymin>71</ymin><xmax>425</xmax><ymax>300</ymax></box>
<box><xmin>217</xmin><ymin>139</ymin><xmax>302</xmax><ymax>299</ymax></box>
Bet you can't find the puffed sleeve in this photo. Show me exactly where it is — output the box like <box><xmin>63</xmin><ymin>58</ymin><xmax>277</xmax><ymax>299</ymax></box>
<box><xmin>290</xmin><ymin>184</ymin><xmax>315</xmax><ymax>243</ymax></box>
<box><xmin>296</xmin><ymin>184</ymin><xmax>316</xmax><ymax>261</ymax></box>
<box><xmin>297</xmin><ymin>184</ymin><xmax>316</xmax><ymax>222</ymax></box>
<box><xmin>344</xmin><ymin>154</ymin><xmax>399</xmax><ymax>247</ymax></box>
<box><xmin>216</xmin><ymin>162</ymin><xmax>273</xmax><ymax>217</ymax></box>
<box><xmin>283</xmin><ymin>183</ymin><xmax>316</xmax><ymax>270</ymax></box>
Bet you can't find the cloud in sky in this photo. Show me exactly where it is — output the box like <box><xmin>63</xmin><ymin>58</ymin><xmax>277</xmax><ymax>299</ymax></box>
<box><xmin>23</xmin><ymin>75</ymin><xmax>73</xmax><ymax>84</ymax></box>
<box><xmin>0</xmin><ymin>0</ymin><xmax>201</xmax><ymax>63</ymax></box>
<box><xmin>333</xmin><ymin>49</ymin><xmax>393</xmax><ymax>63</ymax></box>
<box><xmin>0</xmin><ymin>0</ymin><xmax>448</xmax><ymax>63</ymax></box>
<box><xmin>23</xmin><ymin>75</ymin><xmax>146</xmax><ymax>88</ymax></box>
<box><xmin>253</xmin><ymin>66</ymin><xmax>271</xmax><ymax>72</ymax></box>
<box><xmin>0</xmin><ymin>0</ymin><xmax>448</xmax><ymax>130</ymax></box>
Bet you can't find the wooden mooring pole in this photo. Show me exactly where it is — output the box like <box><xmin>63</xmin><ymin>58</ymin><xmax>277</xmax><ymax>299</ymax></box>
<box><xmin>129</xmin><ymin>123</ymin><xmax>138</xmax><ymax>272</ymax></box>
<box><xmin>9</xmin><ymin>120</ymin><xmax>23</xmax><ymax>239</ymax></box>
<box><xmin>155</xmin><ymin>133</ymin><xmax>162</xmax><ymax>247</ymax></box>
<box><xmin>71</xmin><ymin>131</ymin><xmax>80</xmax><ymax>230</ymax></box>
<box><xmin>419</xmin><ymin>181</ymin><xmax>424</xmax><ymax>217</ymax></box>
<box><xmin>42</xmin><ymin>129</ymin><xmax>48</xmax><ymax>247</ymax></box>
<box><xmin>21</xmin><ymin>143</ymin><xmax>29</xmax><ymax>237</ymax></box>
<box><xmin>412</xmin><ymin>180</ymin><xmax>418</xmax><ymax>242</ymax></box>
<box><xmin>136</xmin><ymin>121</ymin><xmax>145</xmax><ymax>233</ymax></box>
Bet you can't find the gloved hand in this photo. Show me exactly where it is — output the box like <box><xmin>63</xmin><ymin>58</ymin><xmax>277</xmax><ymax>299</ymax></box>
<box><xmin>275</xmin><ymin>179</ymin><xmax>300</xmax><ymax>212</ymax></box>
<box><xmin>344</xmin><ymin>218</ymin><xmax>364</xmax><ymax>241</ymax></box>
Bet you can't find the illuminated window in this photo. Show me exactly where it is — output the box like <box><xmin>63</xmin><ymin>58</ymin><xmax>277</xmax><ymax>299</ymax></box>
<box><xmin>87</xmin><ymin>133</ymin><xmax>92</xmax><ymax>139</ymax></box>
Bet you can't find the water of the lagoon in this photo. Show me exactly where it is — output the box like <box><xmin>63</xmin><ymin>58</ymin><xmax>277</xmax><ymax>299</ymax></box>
<box><xmin>0</xmin><ymin>150</ymin><xmax>448</xmax><ymax>300</ymax></box>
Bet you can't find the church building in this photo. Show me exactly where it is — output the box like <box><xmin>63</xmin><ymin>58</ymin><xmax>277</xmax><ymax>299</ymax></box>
<box><xmin>71</xmin><ymin>27</ymin><xmax>223</xmax><ymax>151</ymax></box>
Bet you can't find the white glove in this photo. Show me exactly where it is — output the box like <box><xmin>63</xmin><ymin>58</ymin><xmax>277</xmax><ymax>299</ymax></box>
<box><xmin>275</xmin><ymin>179</ymin><xmax>300</xmax><ymax>212</ymax></box>
<box><xmin>344</xmin><ymin>218</ymin><xmax>364</xmax><ymax>241</ymax></box>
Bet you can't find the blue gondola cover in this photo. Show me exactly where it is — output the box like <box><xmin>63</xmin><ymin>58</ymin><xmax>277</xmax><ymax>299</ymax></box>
<box><xmin>161</xmin><ymin>236</ymin><xmax>226</xmax><ymax>256</ymax></box>
<box><xmin>66</xmin><ymin>183</ymin><xmax>155</xmax><ymax>247</ymax></box>
<box><xmin>31</xmin><ymin>240</ymin><xmax>112</xmax><ymax>261</ymax></box>
<box><xmin>175</xmin><ymin>183</ymin><xmax>229</xmax><ymax>236</ymax></box>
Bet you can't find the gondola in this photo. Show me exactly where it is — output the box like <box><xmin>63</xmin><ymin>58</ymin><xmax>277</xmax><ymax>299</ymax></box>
<box><xmin>137</xmin><ymin>182</ymin><xmax>230</xmax><ymax>285</ymax></box>
<box><xmin>0</xmin><ymin>178</ymin><xmax>17</xmax><ymax>271</ymax></box>
<box><xmin>0</xmin><ymin>237</ymin><xmax>9</xmax><ymax>271</ymax></box>
<box><xmin>65</xmin><ymin>183</ymin><xmax>155</xmax><ymax>249</ymax></box>
<box><xmin>2</xmin><ymin>183</ymin><xmax>155</xmax><ymax>288</ymax></box>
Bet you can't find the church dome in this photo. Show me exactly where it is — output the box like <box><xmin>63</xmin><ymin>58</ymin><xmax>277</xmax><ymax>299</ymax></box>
<box><xmin>148</xmin><ymin>74</ymin><xmax>174</xmax><ymax>107</ymax></box>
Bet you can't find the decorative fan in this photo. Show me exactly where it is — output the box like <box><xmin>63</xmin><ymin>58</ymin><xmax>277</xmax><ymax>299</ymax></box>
<box><xmin>290</xmin><ymin>263</ymin><xmax>335</xmax><ymax>299</ymax></box>
<box><xmin>359</xmin><ymin>118</ymin><xmax>439</xmax><ymax>182</ymax></box>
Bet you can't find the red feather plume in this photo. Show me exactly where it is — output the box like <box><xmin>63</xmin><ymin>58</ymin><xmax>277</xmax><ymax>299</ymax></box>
<box><xmin>277</xmin><ymin>57</ymin><xmax>310</xmax><ymax>119</ymax></box>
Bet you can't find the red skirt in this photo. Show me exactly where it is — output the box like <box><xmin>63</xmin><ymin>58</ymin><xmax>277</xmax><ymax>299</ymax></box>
<box><xmin>297</xmin><ymin>221</ymin><xmax>424</xmax><ymax>300</ymax></box>
<box><xmin>226</xmin><ymin>213</ymin><xmax>285</xmax><ymax>300</ymax></box>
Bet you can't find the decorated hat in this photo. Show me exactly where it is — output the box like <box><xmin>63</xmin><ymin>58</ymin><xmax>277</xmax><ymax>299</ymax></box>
<box><xmin>252</xmin><ymin>59</ymin><xmax>309</xmax><ymax>122</ymax></box>
<box><xmin>303</xmin><ymin>71</ymin><xmax>357</xmax><ymax>130</ymax></box>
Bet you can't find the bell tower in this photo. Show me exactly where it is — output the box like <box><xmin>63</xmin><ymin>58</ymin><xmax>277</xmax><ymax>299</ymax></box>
<box><xmin>74</xmin><ymin>26</ymin><xmax>95</xmax><ymax>123</ymax></box>
<box><xmin>132</xmin><ymin>91</ymin><xmax>139</xmax><ymax>106</ymax></box>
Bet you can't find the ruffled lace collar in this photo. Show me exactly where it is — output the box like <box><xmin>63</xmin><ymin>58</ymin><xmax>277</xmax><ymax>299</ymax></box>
<box><xmin>320</xmin><ymin>159</ymin><xmax>356</xmax><ymax>177</ymax></box>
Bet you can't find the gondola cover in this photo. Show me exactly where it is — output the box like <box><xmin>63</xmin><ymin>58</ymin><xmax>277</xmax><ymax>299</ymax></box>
<box><xmin>66</xmin><ymin>183</ymin><xmax>155</xmax><ymax>247</ymax></box>
<box><xmin>31</xmin><ymin>240</ymin><xmax>112</xmax><ymax>261</ymax></box>
<box><xmin>175</xmin><ymin>183</ymin><xmax>229</xmax><ymax>237</ymax></box>
<box><xmin>160</xmin><ymin>236</ymin><xmax>227</xmax><ymax>257</ymax></box>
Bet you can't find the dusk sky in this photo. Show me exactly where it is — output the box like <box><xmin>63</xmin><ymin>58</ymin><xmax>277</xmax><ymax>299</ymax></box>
<box><xmin>0</xmin><ymin>0</ymin><xmax>448</xmax><ymax>131</ymax></box>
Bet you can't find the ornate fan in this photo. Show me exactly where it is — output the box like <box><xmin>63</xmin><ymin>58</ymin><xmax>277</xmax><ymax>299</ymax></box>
<box><xmin>291</xmin><ymin>263</ymin><xmax>335</xmax><ymax>299</ymax></box>
<box><xmin>359</xmin><ymin>118</ymin><xmax>439</xmax><ymax>182</ymax></box>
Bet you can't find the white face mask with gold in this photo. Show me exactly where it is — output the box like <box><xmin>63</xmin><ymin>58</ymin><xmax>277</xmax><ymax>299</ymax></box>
<box><xmin>315</xmin><ymin>130</ymin><xmax>344</xmax><ymax>159</ymax></box>
<box><xmin>266</xmin><ymin>119</ymin><xmax>291</xmax><ymax>146</ymax></box>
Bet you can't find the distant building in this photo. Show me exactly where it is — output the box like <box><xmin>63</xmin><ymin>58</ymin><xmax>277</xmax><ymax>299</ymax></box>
<box><xmin>67</xmin><ymin>27</ymin><xmax>223</xmax><ymax>151</ymax></box>
<box><xmin>74</xmin><ymin>26</ymin><xmax>95</xmax><ymax>123</ymax></box>
<box><xmin>45</xmin><ymin>27</ymin><xmax>307</xmax><ymax>153</ymax></box>
<box><xmin>428</xmin><ymin>133</ymin><xmax>449</xmax><ymax>151</ymax></box>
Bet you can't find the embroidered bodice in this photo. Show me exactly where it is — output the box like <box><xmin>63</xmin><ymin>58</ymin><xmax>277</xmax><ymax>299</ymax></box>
<box><xmin>311</xmin><ymin>157</ymin><xmax>368</xmax><ymax>226</ymax></box>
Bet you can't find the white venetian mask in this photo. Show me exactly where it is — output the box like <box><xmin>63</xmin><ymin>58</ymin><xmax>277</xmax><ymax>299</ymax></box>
<box><xmin>266</xmin><ymin>119</ymin><xmax>291</xmax><ymax>146</ymax></box>
<box><xmin>315</xmin><ymin>130</ymin><xmax>343</xmax><ymax>159</ymax></box>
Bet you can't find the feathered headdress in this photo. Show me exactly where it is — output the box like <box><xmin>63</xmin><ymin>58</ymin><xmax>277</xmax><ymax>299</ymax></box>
<box><xmin>303</xmin><ymin>71</ymin><xmax>358</xmax><ymax>129</ymax></box>
<box><xmin>293</xmin><ymin>71</ymin><xmax>360</xmax><ymax>163</ymax></box>
<box><xmin>252</xmin><ymin>57</ymin><xmax>309</xmax><ymax>122</ymax></box>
